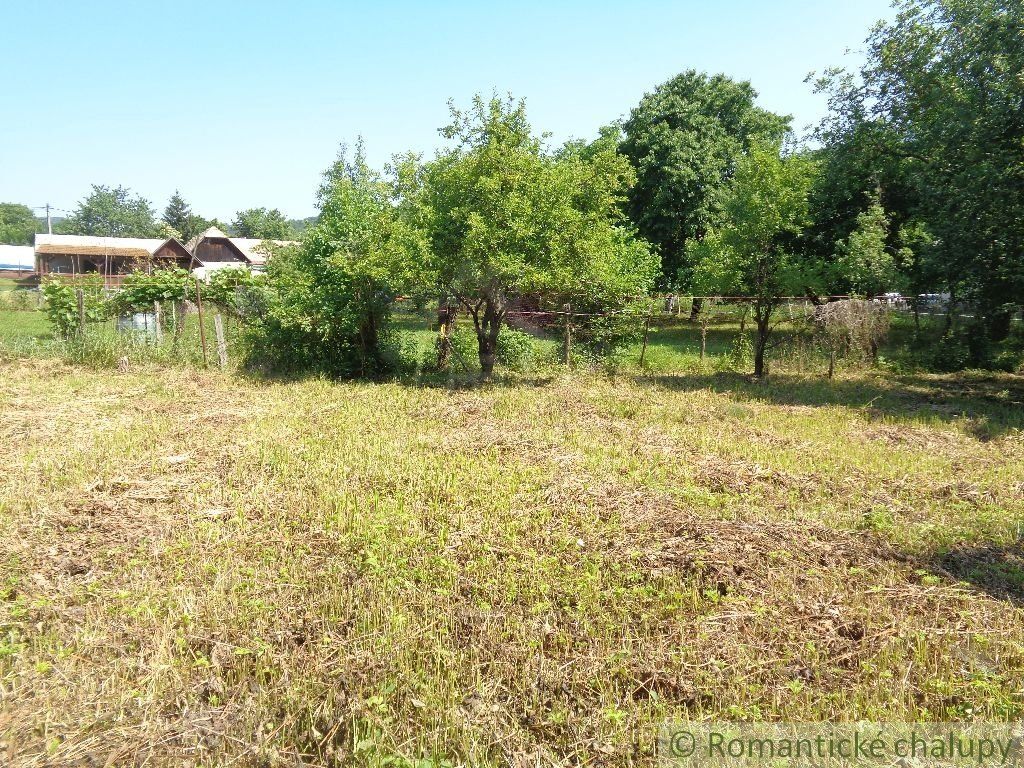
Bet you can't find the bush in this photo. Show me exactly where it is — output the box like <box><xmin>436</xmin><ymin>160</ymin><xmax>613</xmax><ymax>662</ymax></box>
<box><xmin>41</xmin><ymin>277</ymin><xmax>108</xmax><ymax>338</ymax></box>
<box><xmin>243</xmin><ymin>148</ymin><xmax>406</xmax><ymax>378</ymax></box>
<box><xmin>111</xmin><ymin>269</ymin><xmax>192</xmax><ymax>315</ymax></box>
<box><xmin>496</xmin><ymin>327</ymin><xmax>535</xmax><ymax>371</ymax></box>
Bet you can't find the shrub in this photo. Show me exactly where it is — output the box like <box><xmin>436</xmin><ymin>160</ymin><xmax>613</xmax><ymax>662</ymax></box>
<box><xmin>496</xmin><ymin>327</ymin><xmax>535</xmax><ymax>372</ymax></box>
<box><xmin>110</xmin><ymin>269</ymin><xmax>192</xmax><ymax>315</ymax></box>
<box><xmin>41</xmin><ymin>277</ymin><xmax>108</xmax><ymax>338</ymax></box>
<box><xmin>243</xmin><ymin>147</ymin><xmax>408</xmax><ymax>377</ymax></box>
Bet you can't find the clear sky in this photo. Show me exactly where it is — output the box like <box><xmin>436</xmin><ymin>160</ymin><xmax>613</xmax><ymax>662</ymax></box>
<box><xmin>1</xmin><ymin>1</ymin><xmax>894</xmax><ymax>223</ymax></box>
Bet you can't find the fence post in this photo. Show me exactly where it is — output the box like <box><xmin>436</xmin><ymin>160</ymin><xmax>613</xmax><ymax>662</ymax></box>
<box><xmin>153</xmin><ymin>301</ymin><xmax>163</xmax><ymax>345</ymax></box>
<box><xmin>214</xmin><ymin>314</ymin><xmax>228</xmax><ymax>369</ymax></box>
<box><xmin>75</xmin><ymin>288</ymin><xmax>85</xmax><ymax>336</ymax></box>
<box><xmin>639</xmin><ymin>311</ymin><xmax>652</xmax><ymax>368</ymax></box>
<box><xmin>194</xmin><ymin>278</ymin><xmax>209</xmax><ymax>367</ymax></box>
<box><xmin>563</xmin><ymin>303</ymin><xmax>572</xmax><ymax>366</ymax></box>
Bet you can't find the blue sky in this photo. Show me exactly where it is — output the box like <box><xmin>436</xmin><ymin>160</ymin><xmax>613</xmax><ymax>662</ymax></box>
<box><xmin>1</xmin><ymin>1</ymin><xmax>894</xmax><ymax>222</ymax></box>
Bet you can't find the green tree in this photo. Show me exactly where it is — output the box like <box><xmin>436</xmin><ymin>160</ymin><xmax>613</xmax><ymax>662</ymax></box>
<box><xmin>58</xmin><ymin>185</ymin><xmax>161</xmax><ymax>238</ymax></box>
<box><xmin>415</xmin><ymin>95</ymin><xmax>657</xmax><ymax>378</ymax></box>
<box><xmin>816</xmin><ymin>0</ymin><xmax>1024</xmax><ymax>347</ymax></box>
<box><xmin>0</xmin><ymin>203</ymin><xmax>40</xmax><ymax>245</ymax></box>
<box><xmin>232</xmin><ymin>208</ymin><xmax>295</xmax><ymax>240</ymax></box>
<box><xmin>620</xmin><ymin>71</ymin><xmax>790</xmax><ymax>289</ymax></box>
<box><xmin>162</xmin><ymin>191</ymin><xmax>209</xmax><ymax>243</ymax></box>
<box><xmin>834</xmin><ymin>191</ymin><xmax>901</xmax><ymax>298</ymax></box>
<box><xmin>249</xmin><ymin>145</ymin><xmax>411</xmax><ymax>376</ymax></box>
<box><xmin>690</xmin><ymin>141</ymin><xmax>818</xmax><ymax>377</ymax></box>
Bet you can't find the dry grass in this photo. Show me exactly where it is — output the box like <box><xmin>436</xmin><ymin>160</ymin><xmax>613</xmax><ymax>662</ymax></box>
<box><xmin>1</xmin><ymin>360</ymin><xmax>1023</xmax><ymax>766</ymax></box>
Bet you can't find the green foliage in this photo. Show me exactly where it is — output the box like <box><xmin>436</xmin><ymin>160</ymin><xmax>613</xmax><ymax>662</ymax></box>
<box><xmin>162</xmin><ymin>191</ymin><xmax>209</xmax><ymax>243</ymax></box>
<box><xmin>204</xmin><ymin>267</ymin><xmax>267</xmax><ymax>317</ymax></box>
<box><xmin>414</xmin><ymin>95</ymin><xmax>658</xmax><ymax>376</ymax></box>
<box><xmin>816</xmin><ymin>0</ymin><xmax>1024</xmax><ymax>347</ymax></box>
<box><xmin>111</xmin><ymin>269</ymin><xmax>192</xmax><ymax>314</ymax></box>
<box><xmin>232</xmin><ymin>208</ymin><xmax>295</xmax><ymax>240</ymax></box>
<box><xmin>690</xmin><ymin>141</ymin><xmax>818</xmax><ymax>375</ymax></box>
<box><xmin>495</xmin><ymin>327</ymin><xmax>535</xmax><ymax>371</ymax></box>
<box><xmin>245</xmin><ymin>145</ymin><xmax>407</xmax><ymax>377</ymax></box>
<box><xmin>41</xmin><ymin>277</ymin><xmax>108</xmax><ymax>337</ymax></box>
<box><xmin>834</xmin><ymin>192</ymin><xmax>902</xmax><ymax>297</ymax></box>
<box><xmin>58</xmin><ymin>185</ymin><xmax>161</xmax><ymax>237</ymax></box>
<box><xmin>619</xmin><ymin>71</ymin><xmax>790</xmax><ymax>287</ymax></box>
<box><xmin>0</xmin><ymin>203</ymin><xmax>40</xmax><ymax>245</ymax></box>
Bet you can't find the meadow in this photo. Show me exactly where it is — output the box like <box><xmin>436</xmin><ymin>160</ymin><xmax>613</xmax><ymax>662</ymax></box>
<box><xmin>1</xmin><ymin>302</ymin><xmax>1023</xmax><ymax>766</ymax></box>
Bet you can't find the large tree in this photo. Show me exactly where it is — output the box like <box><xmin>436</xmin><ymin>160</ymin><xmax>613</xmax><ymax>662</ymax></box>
<box><xmin>816</xmin><ymin>0</ymin><xmax>1024</xmax><ymax>345</ymax></box>
<box><xmin>58</xmin><ymin>185</ymin><xmax>161</xmax><ymax>238</ymax></box>
<box><xmin>619</xmin><ymin>71</ymin><xmax>790</xmax><ymax>290</ymax></box>
<box><xmin>415</xmin><ymin>95</ymin><xmax>657</xmax><ymax>377</ymax></box>
<box><xmin>690</xmin><ymin>142</ymin><xmax>818</xmax><ymax>377</ymax></box>
<box><xmin>232</xmin><ymin>208</ymin><xmax>295</xmax><ymax>240</ymax></box>
<box><xmin>252</xmin><ymin>146</ymin><xmax>410</xmax><ymax>376</ymax></box>
<box><xmin>0</xmin><ymin>203</ymin><xmax>39</xmax><ymax>245</ymax></box>
<box><xmin>162</xmin><ymin>191</ymin><xmax>209</xmax><ymax>243</ymax></box>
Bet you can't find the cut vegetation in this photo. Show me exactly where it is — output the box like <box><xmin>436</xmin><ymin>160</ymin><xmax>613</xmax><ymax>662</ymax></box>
<box><xmin>1</xmin><ymin>359</ymin><xmax>1022</xmax><ymax>765</ymax></box>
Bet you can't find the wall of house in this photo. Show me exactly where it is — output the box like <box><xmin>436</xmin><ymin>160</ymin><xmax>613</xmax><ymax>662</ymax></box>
<box><xmin>194</xmin><ymin>241</ymin><xmax>245</xmax><ymax>263</ymax></box>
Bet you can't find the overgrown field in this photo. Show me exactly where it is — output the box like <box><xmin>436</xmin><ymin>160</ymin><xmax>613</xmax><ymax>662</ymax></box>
<box><xmin>1</xmin><ymin>357</ymin><xmax>1023</xmax><ymax>766</ymax></box>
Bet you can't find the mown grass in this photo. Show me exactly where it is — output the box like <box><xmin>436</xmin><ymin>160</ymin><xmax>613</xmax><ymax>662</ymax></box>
<box><xmin>0</xmin><ymin>349</ymin><xmax>1022</xmax><ymax>765</ymax></box>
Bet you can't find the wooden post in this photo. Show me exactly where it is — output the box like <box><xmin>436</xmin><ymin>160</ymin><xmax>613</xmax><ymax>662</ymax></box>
<box><xmin>75</xmin><ymin>288</ymin><xmax>85</xmax><ymax>336</ymax></box>
<box><xmin>153</xmin><ymin>301</ymin><xmax>163</xmax><ymax>345</ymax></box>
<box><xmin>563</xmin><ymin>303</ymin><xmax>572</xmax><ymax>366</ymax></box>
<box><xmin>639</xmin><ymin>313</ymin><xmax>652</xmax><ymax>368</ymax></box>
<box><xmin>194</xmin><ymin>279</ymin><xmax>209</xmax><ymax>367</ymax></box>
<box><xmin>214</xmin><ymin>314</ymin><xmax>228</xmax><ymax>369</ymax></box>
<box><xmin>828</xmin><ymin>348</ymin><xmax>836</xmax><ymax>380</ymax></box>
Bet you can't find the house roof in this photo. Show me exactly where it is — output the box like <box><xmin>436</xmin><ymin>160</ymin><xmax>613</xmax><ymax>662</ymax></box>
<box><xmin>35</xmin><ymin>234</ymin><xmax>192</xmax><ymax>260</ymax></box>
<box><xmin>186</xmin><ymin>227</ymin><xmax>297</xmax><ymax>266</ymax></box>
<box><xmin>33</xmin><ymin>231</ymin><xmax>295</xmax><ymax>268</ymax></box>
<box><xmin>35</xmin><ymin>234</ymin><xmax>166</xmax><ymax>258</ymax></box>
<box><xmin>228</xmin><ymin>237</ymin><xmax>297</xmax><ymax>265</ymax></box>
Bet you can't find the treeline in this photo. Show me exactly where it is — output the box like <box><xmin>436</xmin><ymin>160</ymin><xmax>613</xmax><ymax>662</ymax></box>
<box><xmin>0</xmin><ymin>189</ymin><xmax>308</xmax><ymax>244</ymax></box>
<box><xmin>238</xmin><ymin>0</ymin><xmax>1023</xmax><ymax>377</ymax></box>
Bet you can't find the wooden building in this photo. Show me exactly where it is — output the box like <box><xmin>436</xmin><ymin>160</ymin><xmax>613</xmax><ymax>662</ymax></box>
<box><xmin>34</xmin><ymin>228</ymin><xmax>296</xmax><ymax>284</ymax></box>
<box><xmin>35</xmin><ymin>234</ymin><xmax>193</xmax><ymax>286</ymax></box>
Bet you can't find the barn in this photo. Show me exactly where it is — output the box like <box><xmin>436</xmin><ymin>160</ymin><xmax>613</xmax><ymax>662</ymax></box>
<box><xmin>34</xmin><ymin>234</ymin><xmax>193</xmax><ymax>285</ymax></box>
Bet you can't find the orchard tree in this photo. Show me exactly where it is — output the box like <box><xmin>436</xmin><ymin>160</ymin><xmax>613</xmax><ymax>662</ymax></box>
<box><xmin>816</xmin><ymin>0</ymin><xmax>1024</xmax><ymax>347</ymax></box>
<box><xmin>834</xmin><ymin>191</ymin><xmax>902</xmax><ymax>297</ymax></box>
<box><xmin>59</xmin><ymin>185</ymin><xmax>161</xmax><ymax>237</ymax></box>
<box><xmin>232</xmin><ymin>207</ymin><xmax>295</xmax><ymax>240</ymax></box>
<box><xmin>690</xmin><ymin>141</ymin><xmax>818</xmax><ymax>377</ymax></box>
<box><xmin>0</xmin><ymin>203</ymin><xmax>39</xmax><ymax>245</ymax></box>
<box><xmin>251</xmin><ymin>145</ymin><xmax>414</xmax><ymax>376</ymax></box>
<box><xmin>620</xmin><ymin>71</ymin><xmax>790</xmax><ymax>291</ymax></box>
<box><xmin>417</xmin><ymin>95</ymin><xmax>657</xmax><ymax>378</ymax></box>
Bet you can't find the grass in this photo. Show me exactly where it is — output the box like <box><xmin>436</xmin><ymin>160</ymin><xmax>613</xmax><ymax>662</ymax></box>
<box><xmin>1</xmin><ymin>344</ymin><xmax>1023</xmax><ymax>764</ymax></box>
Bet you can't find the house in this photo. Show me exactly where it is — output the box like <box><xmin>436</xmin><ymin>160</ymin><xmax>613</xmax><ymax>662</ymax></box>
<box><xmin>35</xmin><ymin>234</ymin><xmax>193</xmax><ymax>285</ymax></box>
<box><xmin>33</xmin><ymin>228</ymin><xmax>297</xmax><ymax>285</ymax></box>
<box><xmin>185</xmin><ymin>227</ymin><xmax>291</xmax><ymax>279</ymax></box>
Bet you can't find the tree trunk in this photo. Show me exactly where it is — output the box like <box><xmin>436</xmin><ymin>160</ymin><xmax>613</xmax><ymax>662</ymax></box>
<box><xmin>753</xmin><ymin>304</ymin><xmax>772</xmax><ymax>378</ymax></box>
<box><xmin>984</xmin><ymin>308</ymin><xmax>1014</xmax><ymax>343</ymax></box>
<box><xmin>468</xmin><ymin>291</ymin><xmax>505</xmax><ymax>380</ymax></box>
<box><xmin>689</xmin><ymin>297</ymin><xmax>703</xmax><ymax>321</ymax></box>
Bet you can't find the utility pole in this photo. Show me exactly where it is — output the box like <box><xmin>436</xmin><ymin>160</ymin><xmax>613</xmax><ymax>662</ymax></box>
<box><xmin>45</xmin><ymin>204</ymin><xmax>52</xmax><ymax>234</ymax></box>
